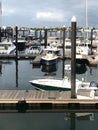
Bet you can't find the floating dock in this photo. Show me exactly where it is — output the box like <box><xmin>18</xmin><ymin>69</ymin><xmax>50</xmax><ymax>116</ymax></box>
<box><xmin>0</xmin><ymin>54</ymin><xmax>36</xmax><ymax>60</ymax></box>
<box><xmin>0</xmin><ymin>53</ymin><xmax>98</xmax><ymax>66</ymax></box>
<box><xmin>0</xmin><ymin>90</ymin><xmax>98</xmax><ymax>112</ymax></box>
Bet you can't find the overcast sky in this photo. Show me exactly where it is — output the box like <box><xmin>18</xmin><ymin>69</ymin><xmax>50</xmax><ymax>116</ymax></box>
<box><xmin>1</xmin><ymin>0</ymin><xmax>98</xmax><ymax>28</ymax></box>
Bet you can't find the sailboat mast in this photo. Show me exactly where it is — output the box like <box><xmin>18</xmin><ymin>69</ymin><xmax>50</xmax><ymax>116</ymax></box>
<box><xmin>0</xmin><ymin>0</ymin><xmax>2</xmax><ymax>26</ymax></box>
<box><xmin>85</xmin><ymin>0</ymin><xmax>88</xmax><ymax>27</ymax></box>
<box><xmin>85</xmin><ymin>0</ymin><xmax>89</xmax><ymax>40</ymax></box>
<box><xmin>0</xmin><ymin>0</ymin><xmax>2</xmax><ymax>42</ymax></box>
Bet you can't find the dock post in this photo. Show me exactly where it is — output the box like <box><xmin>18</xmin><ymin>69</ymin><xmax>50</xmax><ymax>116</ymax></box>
<box><xmin>23</xmin><ymin>29</ymin><xmax>25</xmax><ymax>37</ymax></box>
<box><xmin>15</xmin><ymin>26</ymin><xmax>18</xmax><ymax>59</ymax></box>
<box><xmin>39</xmin><ymin>30</ymin><xmax>42</xmax><ymax>41</ymax></box>
<box><xmin>44</xmin><ymin>28</ymin><xmax>47</xmax><ymax>48</ymax></box>
<box><xmin>90</xmin><ymin>28</ymin><xmax>93</xmax><ymax>54</ymax></box>
<box><xmin>35</xmin><ymin>29</ymin><xmax>38</xmax><ymax>39</ymax></box>
<box><xmin>0</xmin><ymin>27</ymin><xmax>1</xmax><ymax>42</ymax></box>
<box><xmin>71</xmin><ymin>16</ymin><xmax>77</xmax><ymax>98</ymax></box>
<box><xmin>60</xmin><ymin>30</ymin><xmax>62</xmax><ymax>45</ymax></box>
<box><xmin>62</xmin><ymin>27</ymin><xmax>66</xmax><ymax>79</ymax></box>
<box><xmin>62</xmin><ymin>59</ymin><xmax>65</xmax><ymax>79</ymax></box>
<box><xmin>63</xmin><ymin>26</ymin><xmax>66</xmax><ymax>59</ymax></box>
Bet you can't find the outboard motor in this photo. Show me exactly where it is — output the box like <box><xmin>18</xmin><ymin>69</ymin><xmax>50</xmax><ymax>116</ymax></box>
<box><xmin>90</xmin><ymin>81</ymin><xmax>98</xmax><ymax>88</ymax></box>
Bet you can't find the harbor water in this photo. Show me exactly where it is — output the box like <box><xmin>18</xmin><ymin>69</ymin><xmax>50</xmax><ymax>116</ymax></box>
<box><xmin>0</xmin><ymin>112</ymin><xmax>98</xmax><ymax>130</ymax></box>
<box><xmin>0</xmin><ymin>58</ymin><xmax>98</xmax><ymax>130</ymax></box>
<box><xmin>0</xmin><ymin>59</ymin><xmax>98</xmax><ymax>90</ymax></box>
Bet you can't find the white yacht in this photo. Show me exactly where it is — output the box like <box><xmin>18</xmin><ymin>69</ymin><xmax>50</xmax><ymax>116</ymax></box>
<box><xmin>29</xmin><ymin>76</ymin><xmax>98</xmax><ymax>91</ymax></box>
<box><xmin>28</xmin><ymin>45</ymin><xmax>42</xmax><ymax>54</ymax></box>
<box><xmin>41</xmin><ymin>48</ymin><xmax>58</xmax><ymax>65</ymax></box>
<box><xmin>76</xmin><ymin>39</ymin><xmax>91</xmax><ymax>55</ymax></box>
<box><xmin>0</xmin><ymin>39</ymin><xmax>16</xmax><ymax>54</ymax></box>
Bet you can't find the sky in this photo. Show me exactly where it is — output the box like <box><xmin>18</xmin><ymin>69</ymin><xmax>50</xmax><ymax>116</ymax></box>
<box><xmin>1</xmin><ymin>0</ymin><xmax>98</xmax><ymax>28</ymax></box>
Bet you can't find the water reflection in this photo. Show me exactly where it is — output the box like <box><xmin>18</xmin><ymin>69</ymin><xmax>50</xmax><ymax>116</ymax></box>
<box><xmin>65</xmin><ymin>112</ymin><xmax>95</xmax><ymax>130</ymax></box>
<box><xmin>70</xmin><ymin>113</ymin><xmax>75</xmax><ymax>130</ymax></box>
<box><xmin>62</xmin><ymin>59</ymin><xmax>88</xmax><ymax>79</ymax></box>
<box><xmin>0</xmin><ymin>62</ymin><xmax>2</xmax><ymax>75</ymax></box>
<box><xmin>89</xmin><ymin>66</ymin><xmax>98</xmax><ymax>75</ymax></box>
<box><xmin>76</xmin><ymin>63</ymin><xmax>87</xmax><ymax>74</ymax></box>
<box><xmin>0</xmin><ymin>112</ymin><xmax>96</xmax><ymax>130</ymax></box>
<box><xmin>41</xmin><ymin>63</ymin><xmax>57</xmax><ymax>76</ymax></box>
<box><xmin>15</xmin><ymin>59</ymin><xmax>18</xmax><ymax>88</ymax></box>
<box><xmin>0</xmin><ymin>60</ymin><xmax>13</xmax><ymax>75</ymax></box>
<box><xmin>65</xmin><ymin>112</ymin><xmax>94</xmax><ymax>121</ymax></box>
<box><xmin>41</xmin><ymin>63</ymin><xmax>57</xmax><ymax>73</ymax></box>
<box><xmin>0</xmin><ymin>58</ymin><xmax>98</xmax><ymax>90</ymax></box>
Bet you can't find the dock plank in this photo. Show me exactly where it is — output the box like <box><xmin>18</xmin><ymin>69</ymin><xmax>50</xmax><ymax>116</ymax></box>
<box><xmin>0</xmin><ymin>90</ymin><xmax>98</xmax><ymax>105</ymax></box>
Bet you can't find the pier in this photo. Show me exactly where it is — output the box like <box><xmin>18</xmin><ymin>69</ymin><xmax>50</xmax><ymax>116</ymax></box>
<box><xmin>0</xmin><ymin>90</ymin><xmax>98</xmax><ymax>112</ymax></box>
<box><xmin>0</xmin><ymin>54</ymin><xmax>36</xmax><ymax>60</ymax></box>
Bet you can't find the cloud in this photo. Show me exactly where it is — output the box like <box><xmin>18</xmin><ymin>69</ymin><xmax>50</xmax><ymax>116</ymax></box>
<box><xmin>2</xmin><ymin>0</ymin><xmax>98</xmax><ymax>27</ymax></box>
<box><xmin>36</xmin><ymin>11</ymin><xmax>65</xmax><ymax>22</ymax></box>
<box><xmin>3</xmin><ymin>8</ymin><xmax>15</xmax><ymax>16</ymax></box>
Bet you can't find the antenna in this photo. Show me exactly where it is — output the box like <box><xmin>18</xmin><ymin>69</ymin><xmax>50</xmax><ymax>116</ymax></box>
<box><xmin>0</xmin><ymin>0</ymin><xmax>2</xmax><ymax>26</ymax></box>
<box><xmin>85</xmin><ymin>0</ymin><xmax>88</xmax><ymax>27</ymax></box>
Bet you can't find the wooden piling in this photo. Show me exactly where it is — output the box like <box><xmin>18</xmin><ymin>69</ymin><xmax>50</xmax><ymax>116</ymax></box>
<box><xmin>91</xmin><ymin>28</ymin><xmax>93</xmax><ymax>54</ymax></box>
<box><xmin>71</xmin><ymin>16</ymin><xmax>77</xmax><ymax>98</ymax></box>
<box><xmin>0</xmin><ymin>27</ymin><xmax>1</xmax><ymax>42</ymax></box>
<box><xmin>15</xmin><ymin>26</ymin><xmax>18</xmax><ymax>59</ymax></box>
<box><xmin>44</xmin><ymin>28</ymin><xmax>47</xmax><ymax>48</ymax></box>
<box><xmin>62</xmin><ymin>27</ymin><xmax>66</xmax><ymax>58</ymax></box>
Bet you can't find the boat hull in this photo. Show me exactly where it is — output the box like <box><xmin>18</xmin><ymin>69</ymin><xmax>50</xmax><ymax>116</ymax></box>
<box><xmin>41</xmin><ymin>58</ymin><xmax>57</xmax><ymax>65</ymax></box>
<box><xmin>30</xmin><ymin>82</ymin><xmax>71</xmax><ymax>91</ymax></box>
<box><xmin>29</xmin><ymin>79</ymin><xmax>72</xmax><ymax>91</ymax></box>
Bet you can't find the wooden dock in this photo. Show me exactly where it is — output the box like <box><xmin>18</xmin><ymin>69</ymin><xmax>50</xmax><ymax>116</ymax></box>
<box><xmin>0</xmin><ymin>90</ymin><xmax>98</xmax><ymax>112</ymax></box>
<box><xmin>0</xmin><ymin>53</ymin><xmax>98</xmax><ymax>66</ymax></box>
<box><xmin>32</xmin><ymin>54</ymin><xmax>42</xmax><ymax>64</ymax></box>
<box><xmin>0</xmin><ymin>54</ymin><xmax>36</xmax><ymax>60</ymax></box>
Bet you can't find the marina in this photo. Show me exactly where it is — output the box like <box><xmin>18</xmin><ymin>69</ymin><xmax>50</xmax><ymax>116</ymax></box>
<box><xmin>1</xmin><ymin>5</ymin><xmax>98</xmax><ymax>111</ymax></box>
<box><xmin>1</xmin><ymin>0</ymin><xmax>98</xmax><ymax>130</ymax></box>
<box><xmin>1</xmin><ymin>25</ymin><xmax>98</xmax><ymax>111</ymax></box>
<box><xmin>0</xmin><ymin>53</ymin><xmax>98</xmax><ymax>66</ymax></box>
<box><xmin>0</xmin><ymin>57</ymin><xmax>98</xmax><ymax>111</ymax></box>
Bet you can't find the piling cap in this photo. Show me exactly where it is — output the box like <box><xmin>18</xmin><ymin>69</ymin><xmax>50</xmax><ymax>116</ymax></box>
<box><xmin>71</xmin><ymin>16</ymin><xmax>76</xmax><ymax>22</ymax></box>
